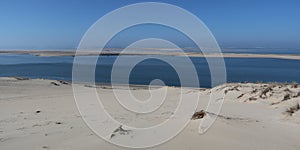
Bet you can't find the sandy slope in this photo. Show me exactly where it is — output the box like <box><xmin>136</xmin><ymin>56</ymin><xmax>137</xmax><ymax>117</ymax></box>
<box><xmin>1</xmin><ymin>77</ymin><xmax>300</xmax><ymax>150</ymax></box>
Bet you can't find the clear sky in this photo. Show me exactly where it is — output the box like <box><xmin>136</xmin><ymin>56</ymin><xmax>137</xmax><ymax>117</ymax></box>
<box><xmin>0</xmin><ymin>0</ymin><xmax>299</xmax><ymax>50</ymax></box>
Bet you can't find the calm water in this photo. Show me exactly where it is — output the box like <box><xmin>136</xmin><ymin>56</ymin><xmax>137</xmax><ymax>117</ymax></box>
<box><xmin>1</xmin><ymin>53</ymin><xmax>300</xmax><ymax>88</ymax></box>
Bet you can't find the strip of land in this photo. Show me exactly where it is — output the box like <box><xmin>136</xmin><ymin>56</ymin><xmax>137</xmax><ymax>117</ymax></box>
<box><xmin>1</xmin><ymin>50</ymin><xmax>300</xmax><ymax>60</ymax></box>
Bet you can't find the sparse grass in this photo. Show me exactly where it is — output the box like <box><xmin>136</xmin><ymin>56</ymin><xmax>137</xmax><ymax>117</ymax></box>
<box><xmin>291</xmin><ymin>82</ymin><xmax>298</xmax><ymax>88</ymax></box>
<box><xmin>283</xmin><ymin>93</ymin><xmax>291</xmax><ymax>101</ymax></box>
<box><xmin>285</xmin><ymin>103</ymin><xmax>300</xmax><ymax>116</ymax></box>
<box><xmin>260</xmin><ymin>87</ymin><xmax>273</xmax><ymax>98</ymax></box>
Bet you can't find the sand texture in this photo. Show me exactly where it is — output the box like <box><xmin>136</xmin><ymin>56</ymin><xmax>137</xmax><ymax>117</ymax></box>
<box><xmin>1</xmin><ymin>77</ymin><xmax>300</xmax><ymax>150</ymax></box>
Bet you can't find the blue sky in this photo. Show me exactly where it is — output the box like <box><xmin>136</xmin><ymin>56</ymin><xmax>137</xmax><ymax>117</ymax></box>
<box><xmin>0</xmin><ymin>0</ymin><xmax>299</xmax><ymax>50</ymax></box>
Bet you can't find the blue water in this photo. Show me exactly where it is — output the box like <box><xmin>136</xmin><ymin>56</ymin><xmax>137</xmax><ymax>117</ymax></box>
<box><xmin>1</xmin><ymin>53</ymin><xmax>300</xmax><ymax>88</ymax></box>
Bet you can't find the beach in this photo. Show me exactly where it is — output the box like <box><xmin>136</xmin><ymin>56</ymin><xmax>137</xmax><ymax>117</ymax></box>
<box><xmin>2</xmin><ymin>0</ymin><xmax>300</xmax><ymax>149</ymax></box>
<box><xmin>1</xmin><ymin>77</ymin><xmax>300</xmax><ymax>150</ymax></box>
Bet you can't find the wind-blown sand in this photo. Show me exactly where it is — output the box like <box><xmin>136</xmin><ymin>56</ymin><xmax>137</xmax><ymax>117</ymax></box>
<box><xmin>1</xmin><ymin>77</ymin><xmax>300</xmax><ymax>150</ymax></box>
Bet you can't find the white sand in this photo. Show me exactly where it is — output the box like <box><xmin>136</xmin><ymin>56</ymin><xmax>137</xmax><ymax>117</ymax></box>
<box><xmin>1</xmin><ymin>77</ymin><xmax>300</xmax><ymax>150</ymax></box>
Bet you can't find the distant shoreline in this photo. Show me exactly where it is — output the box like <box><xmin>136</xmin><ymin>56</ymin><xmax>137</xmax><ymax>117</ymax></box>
<box><xmin>1</xmin><ymin>50</ymin><xmax>300</xmax><ymax>60</ymax></box>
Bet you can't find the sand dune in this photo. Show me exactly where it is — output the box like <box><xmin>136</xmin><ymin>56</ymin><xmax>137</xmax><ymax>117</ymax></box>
<box><xmin>1</xmin><ymin>77</ymin><xmax>300</xmax><ymax>149</ymax></box>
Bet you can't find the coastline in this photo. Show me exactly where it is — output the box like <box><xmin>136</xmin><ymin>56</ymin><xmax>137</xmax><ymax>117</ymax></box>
<box><xmin>2</xmin><ymin>50</ymin><xmax>300</xmax><ymax>60</ymax></box>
